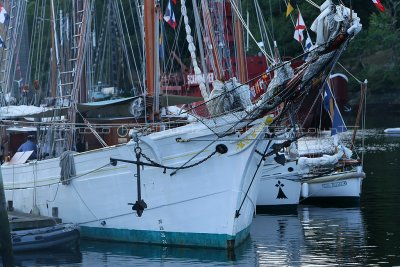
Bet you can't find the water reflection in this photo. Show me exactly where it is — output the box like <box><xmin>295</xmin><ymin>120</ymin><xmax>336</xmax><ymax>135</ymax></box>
<box><xmin>299</xmin><ymin>206</ymin><xmax>367</xmax><ymax>266</ymax></box>
<box><xmin>13</xmin><ymin>250</ymin><xmax>82</xmax><ymax>267</ymax></box>
<box><xmin>78</xmin><ymin>238</ymin><xmax>253</xmax><ymax>267</ymax></box>
<box><xmin>252</xmin><ymin>206</ymin><xmax>367</xmax><ymax>266</ymax></box>
<box><xmin>251</xmin><ymin>213</ymin><xmax>303</xmax><ymax>266</ymax></box>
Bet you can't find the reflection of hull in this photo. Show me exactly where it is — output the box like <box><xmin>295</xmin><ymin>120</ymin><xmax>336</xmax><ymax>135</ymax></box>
<box><xmin>79</xmin><ymin>237</ymin><xmax>252</xmax><ymax>264</ymax></box>
<box><xmin>2</xmin><ymin>118</ymin><xmax>268</xmax><ymax>249</ymax></box>
<box><xmin>251</xmin><ymin>214</ymin><xmax>304</xmax><ymax>265</ymax></box>
<box><xmin>298</xmin><ymin>206</ymin><xmax>365</xmax><ymax>261</ymax></box>
<box><xmin>14</xmin><ymin>251</ymin><xmax>82</xmax><ymax>266</ymax></box>
<box><xmin>301</xmin><ymin>171</ymin><xmax>365</xmax><ymax>199</ymax></box>
<box><xmin>257</xmin><ymin>161</ymin><xmax>301</xmax><ymax>208</ymax></box>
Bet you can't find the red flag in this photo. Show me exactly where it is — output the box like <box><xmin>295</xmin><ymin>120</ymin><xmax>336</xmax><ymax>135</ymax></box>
<box><xmin>372</xmin><ymin>0</ymin><xmax>385</xmax><ymax>12</ymax></box>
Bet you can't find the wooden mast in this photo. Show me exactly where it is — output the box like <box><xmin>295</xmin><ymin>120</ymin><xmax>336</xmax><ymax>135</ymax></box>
<box><xmin>144</xmin><ymin>0</ymin><xmax>157</xmax><ymax>120</ymax></box>
<box><xmin>201</xmin><ymin>0</ymin><xmax>223</xmax><ymax>81</ymax></box>
<box><xmin>233</xmin><ymin>0</ymin><xmax>247</xmax><ymax>83</ymax></box>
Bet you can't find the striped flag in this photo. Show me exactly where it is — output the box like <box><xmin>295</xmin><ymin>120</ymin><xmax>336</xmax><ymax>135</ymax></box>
<box><xmin>163</xmin><ymin>0</ymin><xmax>177</xmax><ymax>29</ymax></box>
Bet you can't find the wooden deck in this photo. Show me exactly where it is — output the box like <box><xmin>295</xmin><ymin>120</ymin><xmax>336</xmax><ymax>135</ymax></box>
<box><xmin>8</xmin><ymin>211</ymin><xmax>62</xmax><ymax>231</ymax></box>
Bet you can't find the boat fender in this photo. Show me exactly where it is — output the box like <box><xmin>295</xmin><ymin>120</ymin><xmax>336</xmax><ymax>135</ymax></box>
<box><xmin>216</xmin><ymin>144</ymin><xmax>228</xmax><ymax>154</ymax></box>
<box><xmin>301</xmin><ymin>183</ymin><xmax>309</xmax><ymax>198</ymax></box>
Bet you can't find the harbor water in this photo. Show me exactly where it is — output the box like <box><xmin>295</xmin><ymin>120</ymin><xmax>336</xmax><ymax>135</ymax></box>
<box><xmin>5</xmin><ymin>107</ymin><xmax>400</xmax><ymax>266</ymax></box>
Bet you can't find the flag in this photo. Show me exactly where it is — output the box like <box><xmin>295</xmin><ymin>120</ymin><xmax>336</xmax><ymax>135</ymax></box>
<box><xmin>0</xmin><ymin>35</ymin><xmax>5</xmax><ymax>48</ymax></box>
<box><xmin>304</xmin><ymin>34</ymin><xmax>312</xmax><ymax>59</ymax></box>
<box><xmin>163</xmin><ymin>0</ymin><xmax>176</xmax><ymax>29</ymax></box>
<box><xmin>294</xmin><ymin>11</ymin><xmax>306</xmax><ymax>43</ymax></box>
<box><xmin>372</xmin><ymin>0</ymin><xmax>385</xmax><ymax>12</ymax></box>
<box><xmin>323</xmin><ymin>82</ymin><xmax>347</xmax><ymax>135</ymax></box>
<box><xmin>286</xmin><ymin>0</ymin><xmax>297</xmax><ymax>17</ymax></box>
<box><xmin>0</xmin><ymin>4</ymin><xmax>10</xmax><ymax>25</ymax></box>
<box><xmin>172</xmin><ymin>0</ymin><xmax>177</xmax><ymax>4</ymax></box>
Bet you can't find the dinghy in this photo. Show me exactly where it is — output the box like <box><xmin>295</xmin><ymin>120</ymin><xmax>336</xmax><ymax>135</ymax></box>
<box><xmin>12</xmin><ymin>223</ymin><xmax>80</xmax><ymax>252</ymax></box>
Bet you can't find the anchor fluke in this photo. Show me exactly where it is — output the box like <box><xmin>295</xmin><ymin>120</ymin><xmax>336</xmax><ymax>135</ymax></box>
<box><xmin>129</xmin><ymin>199</ymin><xmax>147</xmax><ymax>217</ymax></box>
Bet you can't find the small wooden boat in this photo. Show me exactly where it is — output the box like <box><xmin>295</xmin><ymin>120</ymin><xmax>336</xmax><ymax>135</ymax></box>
<box><xmin>12</xmin><ymin>223</ymin><xmax>80</xmax><ymax>252</ymax></box>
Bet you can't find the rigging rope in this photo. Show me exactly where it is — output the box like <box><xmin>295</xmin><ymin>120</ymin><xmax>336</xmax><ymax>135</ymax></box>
<box><xmin>228</xmin><ymin>0</ymin><xmax>274</xmax><ymax>64</ymax></box>
<box><xmin>117</xmin><ymin>0</ymin><xmax>142</xmax><ymax>95</ymax></box>
<box><xmin>181</xmin><ymin>0</ymin><xmax>209</xmax><ymax>102</ymax></box>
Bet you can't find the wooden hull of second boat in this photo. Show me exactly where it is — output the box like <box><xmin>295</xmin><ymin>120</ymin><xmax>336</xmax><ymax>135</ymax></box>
<box><xmin>301</xmin><ymin>171</ymin><xmax>365</xmax><ymax>199</ymax></box>
<box><xmin>2</xmin><ymin>120</ymin><xmax>268</xmax><ymax>249</ymax></box>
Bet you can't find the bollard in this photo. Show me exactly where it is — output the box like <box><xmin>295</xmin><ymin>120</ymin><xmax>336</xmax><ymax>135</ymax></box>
<box><xmin>52</xmin><ymin>207</ymin><xmax>59</xmax><ymax>218</ymax></box>
<box><xmin>7</xmin><ymin>200</ymin><xmax>13</xmax><ymax>212</ymax></box>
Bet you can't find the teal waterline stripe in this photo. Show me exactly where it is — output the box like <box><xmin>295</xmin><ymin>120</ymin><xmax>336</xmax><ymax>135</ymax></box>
<box><xmin>80</xmin><ymin>226</ymin><xmax>250</xmax><ymax>249</ymax></box>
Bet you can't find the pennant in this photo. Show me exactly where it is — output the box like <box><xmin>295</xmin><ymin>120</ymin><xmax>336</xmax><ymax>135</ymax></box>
<box><xmin>159</xmin><ymin>26</ymin><xmax>165</xmax><ymax>60</ymax></box>
<box><xmin>163</xmin><ymin>0</ymin><xmax>177</xmax><ymax>29</ymax></box>
<box><xmin>0</xmin><ymin>35</ymin><xmax>5</xmax><ymax>48</ymax></box>
<box><xmin>323</xmin><ymin>83</ymin><xmax>347</xmax><ymax>135</ymax></box>
<box><xmin>0</xmin><ymin>4</ymin><xmax>9</xmax><ymax>25</ymax></box>
<box><xmin>372</xmin><ymin>0</ymin><xmax>385</xmax><ymax>12</ymax></box>
<box><xmin>294</xmin><ymin>11</ymin><xmax>306</xmax><ymax>43</ymax></box>
<box><xmin>286</xmin><ymin>0</ymin><xmax>297</xmax><ymax>17</ymax></box>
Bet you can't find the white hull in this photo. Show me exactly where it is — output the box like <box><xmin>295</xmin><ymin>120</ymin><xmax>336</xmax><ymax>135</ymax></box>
<box><xmin>384</xmin><ymin>128</ymin><xmax>400</xmax><ymax>134</ymax></box>
<box><xmin>301</xmin><ymin>171</ymin><xmax>365</xmax><ymax>199</ymax></box>
<box><xmin>257</xmin><ymin>161</ymin><xmax>301</xmax><ymax>207</ymax></box>
<box><xmin>2</xmin><ymin>119</ymin><xmax>269</xmax><ymax>248</ymax></box>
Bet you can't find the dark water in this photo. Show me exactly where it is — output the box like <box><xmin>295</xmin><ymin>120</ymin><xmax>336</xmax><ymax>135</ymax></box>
<box><xmin>6</xmin><ymin>106</ymin><xmax>400</xmax><ymax>266</ymax></box>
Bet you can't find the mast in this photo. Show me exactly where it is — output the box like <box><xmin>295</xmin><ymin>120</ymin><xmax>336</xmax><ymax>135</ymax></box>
<box><xmin>50</xmin><ymin>0</ymin><xmax>59</xmax><ymax>98</ymax></box>
<box><xmin>201</xmin><ymin>0</ymin><xmax>223</xmax><ymax>81</ymax></box>
<box><xmin>232</xmin><ymin>0</ymin><xmax>247</xmax><ymax>83</ymax></box>
<box><xmin>143</xmin><ymin>0</ymin><xmax>157</xmax><ymax>119</ymax></box>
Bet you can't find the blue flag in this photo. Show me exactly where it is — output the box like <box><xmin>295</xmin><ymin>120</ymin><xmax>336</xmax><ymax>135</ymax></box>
<box><xmin>323</xmin><ymin>82</ymin><xmax>347</xmax><ymax>135</ymax></box>
<box><xmin>304</xmin><ymin>34</ymin><xmax>312</xmax><ymax>60</ymax></box>
<box><xmin>0</xmin><ymin>35</ymin><xmax>5</xmax><ymax>48</ymax></box>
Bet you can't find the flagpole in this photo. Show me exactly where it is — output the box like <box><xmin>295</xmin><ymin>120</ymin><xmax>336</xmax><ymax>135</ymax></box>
<box><xmin>351</xmin><ymin>81</ymin><xmax>367</xmax><ymax>150</ymax></box>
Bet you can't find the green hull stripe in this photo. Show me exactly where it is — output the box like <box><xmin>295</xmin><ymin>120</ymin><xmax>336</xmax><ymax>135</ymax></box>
<box><xmin>80</xmin><ymin>226</ymin><xmax>250</xmax><ymax>249</ymax></box>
